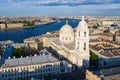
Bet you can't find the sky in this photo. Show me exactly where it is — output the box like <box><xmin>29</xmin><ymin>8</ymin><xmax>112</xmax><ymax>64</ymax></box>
<box><xmin>0</xmin><ymin>0</ymin><xmax>120</xmax><ymax>16</ymax></box>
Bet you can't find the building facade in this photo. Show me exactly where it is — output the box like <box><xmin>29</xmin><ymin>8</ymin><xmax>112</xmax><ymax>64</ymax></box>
<box><xmin>51</xmin><ymin>16</ymin><xmax>90</xmax><ymax>69</ymax></box>
<box><xmin>0</xmin><ymin>49</ymin><xmax>72</xmax><ymax>80</ymax></box>
<box><xmin>0</xmin><ymin>24</ymin><xmax>6</xmax><ymax>29</ymax></box>
<box><xmin>90</xmin><ymin>41</ymin><xmax>120</xmax><ymax>68</ymax></box>
<box><xmin>86</xmin><ymin>67</ymin><xmax>120</xmax><ymax>80</ymax></box>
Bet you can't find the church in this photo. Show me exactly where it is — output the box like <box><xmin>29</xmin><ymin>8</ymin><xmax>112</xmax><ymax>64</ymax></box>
<box><xmin>51</xmin><ymin>15</ymin><xmax>90</xmax><ymax>69</ymax></box>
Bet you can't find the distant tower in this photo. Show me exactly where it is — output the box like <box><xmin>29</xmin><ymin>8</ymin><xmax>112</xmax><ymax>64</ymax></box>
<box><xmin>75</xmin><ymin>15</ymin><xmax>90</xmax><ymax>68</ymax></box>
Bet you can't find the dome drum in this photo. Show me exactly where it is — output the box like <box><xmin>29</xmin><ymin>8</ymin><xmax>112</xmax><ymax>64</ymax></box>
<box><xmin>59</xmin><ymin>23</ymin><xmax>74</xmax><ymax>43</ymax></box>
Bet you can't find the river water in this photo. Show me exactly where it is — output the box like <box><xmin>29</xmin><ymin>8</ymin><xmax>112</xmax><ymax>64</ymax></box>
<box><xmin>0</xmin><ymin>19</ymin><xmax>79</xmax><ymax>43</ymax></box>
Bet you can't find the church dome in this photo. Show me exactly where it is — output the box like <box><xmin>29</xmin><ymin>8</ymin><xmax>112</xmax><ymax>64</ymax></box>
<box><xmin>59</xmin><ymin>20</ymin><xmax>74</xmax><ymax>43</ymax></box>
<box><xmin>60</xmin><ymin>24</ymin><xmax>74</xmax><ymax>35</ymax></box>
<box><xmin>77</xmin><ymin>16</ymin><xmax>88</xmax><ymax>29</ymax></box>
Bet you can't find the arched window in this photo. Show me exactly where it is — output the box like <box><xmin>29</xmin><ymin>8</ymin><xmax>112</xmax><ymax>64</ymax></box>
<box><xmin>66</xmin><ymin>37</ymin><xmax>67</xmax><ymax>40</ymax></box>
<box><xmin>11</xmin><ymin>69</ymin><xmax>13</xmax><ymax>72</ymax></box>
<box><xmin>84</xmin><ymin>43</ymin><xmax>86</xmax><ymax>50</ymax></box>
<box><xmin>77</xmin><ymin>42</ymin><xmax>79</xmax><ymax>49</ymax></box>
<box><xmin>78</xmin><ymin>31</ymin><xmax>80</xmax><ymax>37</ymax></box>
<box><xmin>84</xmin><ymin>32</ymin><xmax>86</xmax><ymax>37</ymax></box>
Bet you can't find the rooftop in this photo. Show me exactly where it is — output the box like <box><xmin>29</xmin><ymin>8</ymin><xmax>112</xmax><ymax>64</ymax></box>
<box><xmin>90</xmin><ymin>45</ymin><xmax>120</xmax><ymax>57</ymax></box>
<box><xmin>91</xmin><ymin>67</ymin><xmax>120</xmax><ymax>77</ymax></box>
<box><xmin>99</xmin><ymin>48</ymin><xmax>120</xmax><ymax>57</ymax></box>
<box><xmin>90</xmin><ymin>45</ymin><xmax>103</xmax><ymax>51</ymax></box>
<box><xmin>90</xmin><ymin>39</ymin><xmax>101</xmax><ymax>42</ymax></box>
<box><xmin>12</xmin><ymin>43</ymin><xmax>28</xmax><ymax>47</ymax></box>
<box><xmin>41</xmin><ymin>34</ymin><xmax>56</xmax><ymax>38</ymax></box>
<box><xmin>101</xmin><ymin>67</ymin><xmax>120</xmax><ymax>77</ymax></box>
<box><xmin>53</xmin><ymin>40</ymin><xmax>62</xmax><ymax>46</ymax></box>
<box><xmin>1</xmin><ymin>49</ymin><xmax>59</xmax><ymax>68</ymax></box>
<box><xmin>97</xmin><ymin>32</ymin><xmax>114</xmax><ymax>36</ymax></box>
<box><xmin>53</xmin><ymin>40</ymin><xmax>75</xmax><ymax>50</ymax></box>
<box><xmin>90</xmin><ymin>43</ymin><xmax>120</xmax><ymax>57</ymax></box>
<box><xmin>24</xmin><ymin>37</ymin><xmax>36</xmax><ymax>42</ymax></box>
<box><xmin>0</xmin><ymin>40</ymin><xmax>14</xmax><ymax>45</ymax></box>
<box><xmin>64</xmin><ymin>42</ymin><xmax>75</xmax><ymax>50</ymax></box>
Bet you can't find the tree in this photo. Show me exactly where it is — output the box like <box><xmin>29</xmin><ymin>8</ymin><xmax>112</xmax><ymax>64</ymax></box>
<box><xmin>88</xmin><ymin>26</ymin><xmax>91</xmax><ymax>29</ymax></box>
<box><xmin>90</xmin><ymin>50</ymin><xmax>99</xmax><ymax>68</ymax></box>
<box><xmin>21</xmin><ymin>20</ymin><xmax>35</xmax><ymax>26</ymax></box>
<box><xmin>92</xmin><ymin>25</ymin><xmax>98</xmax><ymax>29</ymax></box>
<box><xmin>31</xmin><ymin>21</ymin><xmax>35</xmax><ymax>26</ymax></box>
<box><xmin>14</xmin><ymin>47</ymin><xmax>24</xmax><ymax>58</ymax></box>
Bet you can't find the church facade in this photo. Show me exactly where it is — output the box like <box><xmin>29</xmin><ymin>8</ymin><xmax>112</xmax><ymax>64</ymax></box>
<box><xmin>51</xmin><ymin>16</ymin><xmax>90</xmax><ymax>69</ymax></box>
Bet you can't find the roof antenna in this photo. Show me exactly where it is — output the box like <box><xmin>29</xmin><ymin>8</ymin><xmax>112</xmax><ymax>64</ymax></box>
<box><xmin>66</xmin><ymin>17</ymin><xmax>68</xmax><ymax>24</ymax></box>
<box><xmin>81</xmin><ymin>11</ymin><xmax>85</xmax><ymax>21</ymax></box>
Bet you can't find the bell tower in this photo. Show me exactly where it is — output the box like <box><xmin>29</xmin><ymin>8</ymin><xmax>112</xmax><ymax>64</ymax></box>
<box><xmin>75</xmin><ymin>15</ymin><xmax>90</xmax><ymax>68</ymax></box>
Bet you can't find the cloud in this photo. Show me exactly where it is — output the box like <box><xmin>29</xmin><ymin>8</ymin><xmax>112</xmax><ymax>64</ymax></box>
<box><xmin>100</xmin><ymin>4</ymin><xmax>120</xmax><ymax>10</ymax></box>
<box><xmin>29</xmin><ymin>0</ymin><xmax>120</xmax><ymax>6</ymax></box>
<box><xmin>4</xmin><ymin>0</ymin><xmax>30</xmax><ymax>3</ymax></box>
<box><xmin>30</xmin><ymin>0</ymin><xmax>86</xmax><ymax>6</ymax></box>
<box><xmin>4</xmin><ymin>0</ymin><xmax>120</xmax><ymax>6</ymax></box>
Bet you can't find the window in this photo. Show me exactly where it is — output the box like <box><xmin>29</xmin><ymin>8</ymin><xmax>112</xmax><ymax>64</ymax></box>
<box><xmin>78</xmin><ymin>31</ymin><xmax>80</xmax><ymax>37</ymax></box>
<box><xmin>24</xmin><ymin>67</ymin><xmax>25</xmax><ymax>70</ymax></box>
<box><xmin>9</xmin><ymin>74</ymin><xmax>10</xmax><ymax>77</ymax></box>
<box><xmin>11</xmin><ymin>69</ymin><xmax>13</xmax><ymax>72</ymax></box>
<box><xmin>66</xmin><ymin>37</ymin><xmax>67</xmax><ymax>40</ymax></box>
<box><xmin>8</xmin><ymin>69</ymin><xmax>10</xmax><ymax>72</ymax></box>
<box><xmin>77</xmin><ymin>42</ymin><xmax>79</xmax><ymax>49</ymax></box>
<box><xmin>2</xmin><ymin>70</ymin><xmax>4</xmax><ymax>72</ymax></box>
<box><xmin>84</xmin><ymin>32</ymin><xmax>86</xmax><ymax>37</ymax></box>
<box><xmin>5</xmin><ymin>70</ymin><xmax>7</xmax><ymax>72</ymax></box>
<box><xmin>21</xmin><ymin>68</ymin><xmax>22</xmax><ymax>71</ymax></box>
<box><xmin>2</xmin><ymin>75</ymin><xmax>4</xmax><ymax>78</ymax></box>
<box><xmin>84</xmin><ymin>43</ymin><xmax>86</xmax><ymax>50</ymax></box>
<box><xmin>27</xmin><ymin>67</ymin><xmax>29</xmax><ymax>70</ymax></box>
<box><xmin>5</xmin><ymin>74</ymin><xmax>7</xmax><ymax>77</ymax></box>
<box><xmin>15</xmin><ymin>69</ymin><xmax>17</xmax><ymax>71</ymax></box>
<box><xmin>32</xmin><ymin>66</ymin><xmax>34</xmax><ymax>69</ymax></box>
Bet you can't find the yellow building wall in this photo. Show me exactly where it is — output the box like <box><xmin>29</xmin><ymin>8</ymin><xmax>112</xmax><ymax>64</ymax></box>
<box><xmin>98</xmin><ymin>35</ymin><xmax>113</xmax><ymax>41</ymax></box>
<box><xmin>29</xmin><ymin>43</ymin><xmax>38</xmax><ymax>50</ymax></box>
<box><xmin>0</xmin><ymin>24</ymin><xmax>6</xmax><ymax>29</ymax></box>
<box><xmin>7</xmin><ymin>23</ymin><xmax>23</xmax><ymax>28</ymax></box>
<box><xmin>116</xmin><ymin>35</ymin><xmax>120</xmax><ymax>44</ymax></box>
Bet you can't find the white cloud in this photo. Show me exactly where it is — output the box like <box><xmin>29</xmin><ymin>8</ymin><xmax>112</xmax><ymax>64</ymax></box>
<box><xmin>30</xmin><ymin>0</ymin><xmax>86</xmax><ymax>5</ymax></box>
<box><xmin>29</xmin><ymin>0</ymin><xmax>120</xmax><ymax>6</ymax></box>
<box><xmin>3</xmin><ymin>0</ymin><xmax>120</xmax><ymax>6</ymax></box>
<box><xmin>100</xmin><ymin>4</ymin><xmax>120</xmax><ymax>10</ymax></box>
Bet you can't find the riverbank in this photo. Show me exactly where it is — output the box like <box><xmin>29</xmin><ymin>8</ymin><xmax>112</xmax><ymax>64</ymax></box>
<box><xmin>0</xmin><ymin>21</ymin><xmax>56</xmax><ymax>30</ymax></box>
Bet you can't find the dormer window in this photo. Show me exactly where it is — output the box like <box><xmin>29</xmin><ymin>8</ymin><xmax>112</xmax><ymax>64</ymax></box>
<box><xmin>78</xmin><ymin>31</ymin><xmax>80</xmax><ymax>37</ymax></box>
<box><xmin>84</xmin><ymin>32</ymin><xmax>86</xmax><ymax>37</ymax></box>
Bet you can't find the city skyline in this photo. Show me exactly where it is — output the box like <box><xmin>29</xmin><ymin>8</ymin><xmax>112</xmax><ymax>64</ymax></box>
<box><xmin>0</xmin><ymin>0</ymin><xmax>120</xmax><ymax>16</ymax></box>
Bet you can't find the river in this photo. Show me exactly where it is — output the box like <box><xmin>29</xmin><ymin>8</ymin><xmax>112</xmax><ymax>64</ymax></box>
<box><xmin>0</xmin><ymin>19</ymin><xmax>79</xmax><ymax>43</ymax></box>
